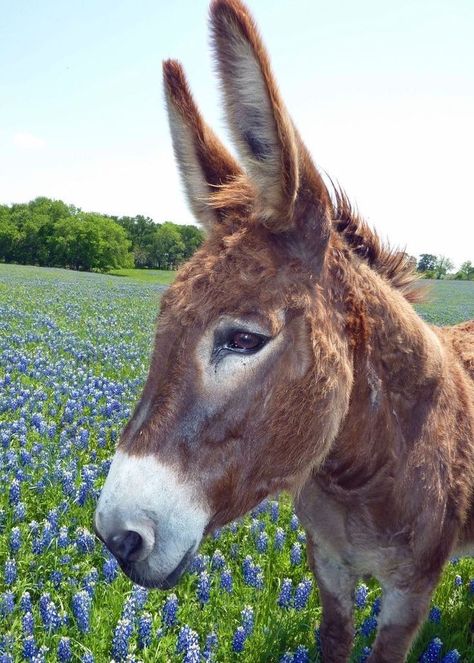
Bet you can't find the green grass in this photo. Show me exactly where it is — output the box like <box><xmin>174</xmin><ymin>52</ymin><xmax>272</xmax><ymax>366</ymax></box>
<box><xmin>0</xmin><ymin>264</ymin><xmax>472</xmax><ymax>662</ymax></box>
<box><xmin>108</xmin><ymin>268</ymin><xmax>177</xmax><ymax>285</ymax></box>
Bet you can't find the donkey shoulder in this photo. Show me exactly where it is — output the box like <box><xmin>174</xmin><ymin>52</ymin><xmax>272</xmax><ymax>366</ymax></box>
<box><xmin>437</xmin><ymin>320</ymin><xmax>474</xmax><ymax>382</ymax></box>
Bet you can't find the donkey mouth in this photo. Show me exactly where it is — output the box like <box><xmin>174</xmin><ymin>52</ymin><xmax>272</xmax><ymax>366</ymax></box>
<box><xmin>121</xmin><ymin>542</ymin><xmax>196</xmax><ymax>590</ymax></box>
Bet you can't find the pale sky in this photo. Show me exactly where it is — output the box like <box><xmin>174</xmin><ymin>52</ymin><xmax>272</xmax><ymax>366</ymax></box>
<box><xmin>1</xmin><ymin>0</ymin><xmax>473</xmax><ymax>267</ymax></box>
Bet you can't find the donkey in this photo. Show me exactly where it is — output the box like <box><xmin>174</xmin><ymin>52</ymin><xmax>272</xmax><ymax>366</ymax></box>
<box><xmin>94</xmin><ymin>1</ymin><xmax>474</xmax><ymax>660</ymax></box>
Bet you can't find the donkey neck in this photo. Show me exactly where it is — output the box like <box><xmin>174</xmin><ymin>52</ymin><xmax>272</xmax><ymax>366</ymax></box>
<box><xmin>319</xmin><ymin>261</ymin><xmax>445</xmax><ymax>493</ymax></box>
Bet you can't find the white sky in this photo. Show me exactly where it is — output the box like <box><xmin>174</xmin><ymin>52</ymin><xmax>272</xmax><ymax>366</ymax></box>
<box><xmin>1</xmin><ymin>0</ymin><xmax>473</xmax><ymax>267</ymax></box>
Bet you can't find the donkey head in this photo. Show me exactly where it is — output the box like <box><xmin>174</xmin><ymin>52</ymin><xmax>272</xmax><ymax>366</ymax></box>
<box><xmin>95</xmin><ymin>0</ymin><xmax>354</xmax><ymax>589</ymax></box>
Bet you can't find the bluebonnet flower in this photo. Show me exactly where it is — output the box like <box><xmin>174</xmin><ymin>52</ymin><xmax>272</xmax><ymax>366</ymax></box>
<box><xmin>103</xmin><ymin>556</ymin><xmax>119</xmax><ymax>583</ymax></box>
<box><xmin>242</xmin><ymin>556</ymin><xmax>264</xmax><ymax>589</ymax></box>
<box><xmin>9</xmin><ymin>479</ymin><xmax>20</xmax><ymax>505</ymax></box>
<box><xmin>440</xmin><ymin>650</ymin><xmax>461</xmax><ymax>663</ymax></box>
<box><xmin>72</xmin><ymin>590</ymin><xmax>92</xmax><ymax>633</ymax></box>
<box><xmin>162</xmin><ymin>593</ymin><xmax>179</xmax><ymax>627</ymax></box>
<box><xmin>4</xmin><ymin>559</ymin><xmax>17</xmax><ymax>585</ymax></box>
<box><xmin>82</xmin><ymin>568</ymin><xmax>99</xmax><ymax>597</ymax></box>
<box><xmin>121</xmin><ymin>595</ymin><xmax>136</xmax><ymax>621</ymax></box>
<box><xmin>454</xmin><ymin>575</ymin><xmax>462</xmax><ymax>587</ymax></box>
<box><xmin>9</xmin><ymin>527</ymin><xmax>21</xmax><ymax>554</ymax></box>
<box><xmin>469</xmin><ymin>579</ymin><xmax>474</xmax><ymax>594</ymax></box>
<box><xmin>274</xmin><ymin>527</ymin><xmax>286</xmax><ymax>550</ymax></box>
<box><xmin>429</xmin><ymin>606</ymin><xmax>442</xmax><ymax>624</ymax></box>
<box><xmin>39</xmin><ymin>593</ymin><xmax>61</xmax><ymax>630</ymax></box>
<box><xmin>230</xmin><ymin>543</ymin><xmax>239</xmax><ymax>559</ymax></box>
<box><xmin>13</xmin><ymin>502</ymin><xmax>26</xmax><ymax>522</ymax></box>
<box><xmin>0</xmin><ymin>654</ymin><xmax>13</xmax><ymax>663</ymax></box>
<box><xmin>371</xmin><ymin>596</ymin><xmax>382</xmax><ymax>616</ymax></box>
<box><xmin>138</xmin><ymin>612</ymin><xmax>152</xmax><ymax>649</ymax></box>
<box><xmin>57</xmin><ymin>637</ymin><xmax>72</xmax><ymax>662</ymax></box>
<box><xmin>360</xmin><ymin>616</ymin><xmax>378</xmax><ymax>637</ymax></box>
<box><xmin>290</xmin><ymin>513</ymin><xmax>299</xmax><ymax>530</ymax></box>
<box><xmin>22</xmin><ymin>636</ymin><xmax>38</xmax><ymax>661</ymax></box>
<box><xmin>220</xmin><ymin>567</ymin><xmax>233</xmax><ymax>593</ymax></box>
<box><xmin>22</xmin><ymin>611</ymin><xmax>34</xmax><ymax>635</ymax></box>
<box><xmin>278</xmin><ymin>578</ymin><xmax>293</xmax><ymax>608</ymax></box>
<box><xmin>419</xmin><ymin>637</ymin><xmax>443</xmax><ymax>663</ymax></box>
<box><xmin>354</xmin><ymin>584</ymin><xmax>368</xmax><ymax>609</ymax></box>
<box><xmin>203</xmin><ymin>632</ymin><xmax>218</xmax><ymax>660</ymax></box>
<box><xmin>294</xmin><ymin>579</ymin><xmax>312</xmax><ymax>610</ymax></box>
<box><xmin>111</xmin><ymin>618</ymin><xmax>133</xmax><ymax>661</ymax></box>
<box><xmin>75</xmin><ymin>527</ymin><xmax>95</xmax><ymax>553</ymax></box>
<box><xmin>279</xmin><ymin>654</ymin><xmax>293</xmax><ymax>663</ymax></box>
<box><xmin>241</xmin><ymin>605</ymin><xmax>254</xmax><ymax>636</ymax></box>
<box><xmin>81</xmin><ymin>652</ymin><xmax>94</xmax><ymax>663</ymax></box>
<box><xmin>290</xmin><ymin>542</ymin><xmax>302</xmax><ymax>566</ymax></box>
<box><xmin>58</xmin><ymin>526</ymin><xmax>69</xmax><ymax>548</ymax></box>
<box><xmin>177</xmin><ymin>626</ymin><xmax>199</xmax><ymax>654</ymax></box>
<box><xmin>256</xmin><ymin>531</ymin><xmax>269</xmax><ymax>553</ymax></box>
<box><xmin>189</xmin><ymin>554</ymin><xmax>208</xmax><ymax>574</ymax></box>
<box><xmin>197</xmin><ymin>571</ymin><xmax>211</xmax><ymax>605</ymax></box>
<box><xmin>293</xmin><ymin>645</ymin><xmax>309</xmax><ymax>663</ymax></box>
<box><xmin>211</xmin><ymin>549</ymin><xmax>225</xmax><ymax>570</ymax></box>
<box><xmin>232</xmin><ymin>626</ymin><xmax>246</xmax><ymax>653</ymax></box>
<box><xmin>20</xmin><ymin>591</ymin><xmax>32</xmax><ymax>612</ymax></box>
<box><xmin>359</xmin><ymin>646</ymin><xmax>372</xmax><ymax>662</ymax></box>
<box><xmin>132</xmin><ymin>585</ymin><xmax>148</xmax><ymax>609</ymax></box>
<box><xmin>50</xmin><ymin>570</ymin><xmax>62</xmax><ymax>588</ymax></box>
<box><xmin>270</xmin><ymin>500</ymin><xmax>279</xmax><ymax>522</ymax></box>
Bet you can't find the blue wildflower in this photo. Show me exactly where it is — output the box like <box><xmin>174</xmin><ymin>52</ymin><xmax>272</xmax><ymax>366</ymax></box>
<box><xmin>256</xmin><ymin>531</ymin><xmax>269</xmax><ymax>553</ymax></box>
<box><xmin>274</xmin><ymin>527</ymin><xmax>286</xmax><ymax>550</ymax></box>
<box><xmin>162</xmin><ymin>593</ymin><xmax>178</xmax><ymax>627</ymax></box>
<box><xmin>177</xmin><ymin>626</ymin><xmax>199</xmax><ymax>654</ymax></box>
<box><xmin>57</xmin><ymin>637</ymin><xmax>72</xmax><ymax>662</ymax></box>
<box><xmin>420</xmin><ymin>637</ymin><xmax>443</xmax><ymax>662</ymax></box>
<box><xmin>103</xmin><ymin>556</ymin><xmax>119</xmax><ymax>583</ymax></box>
<box><xmin>241</xmin><ymin>605</ymin><xmax>254</xmax><ymax>636</ymax></box>
<box><xmin>197</xmin><ymin>571</ymin><xmax>211</xmax><ymax>605</ymax></box>
<box><xmin>4</xmin><ymin>559</ymin><xmax>17</xmax><ymax>586</ymax></box>
<box><xmin>440</xmin><ymin>650</ymin><xmax>461</xmax><ymax>663</ymax></box>
<box><xmin>220</xmin><ymin>567</ymin><xmax>233</xmax><ymax>593</ymax></box>
<box><xmin>355</xmin><ymin>584</ymin><xmax>368</xmax><ymax>609</ymax></box>
<box><xmin>290</xmin><ymin>542</ymin><xmax>302</xmax><ymax>566</ymax></box>
<box><xmin>81</xmin><ymin>652</ymin><xmax>94</xmax><ymax>663</ymax></box>
<box><xmin>20</xmin><ymin>591</ymin><xmax>32</xmax><ymax>612</ymax></box>
<box><xmin>360</xmin><ymin>615</ymin><xmax>378</xmax><ymax>637</ymax></box>
<box><xmin>359</xmin><ymin>646</ymin><xmax>372</xmax><ymax>662</ymax></box>
<box><xmin>9</xmin><ymin>527</ymin><xmax>21</xmax><ymax>554</ymax></box>
<box><xmin>290</xmin><ymin>513</ymin><xmax>299</xmax><ymax>530</ymax></box>
<box><xmin>211</xmin><ymin>549</ymin><xmax>225</xmax><ymax>570</ymax></box>
<box><xmin>9</xmin><ymin>479</ymin><xmax>20</xmax><ymax>505</ymax></box>
<box><xmin>270</xmin><ymin>500</ymin><xmax>279</xmax><ymax>522</ymax></box>
<box><xmin>429</xmin><ymin>606</ymin><xmax>442</xmax><ymax>624</ymax></box>
<box><xmin>138</xmin><ymin>612</ymin><xmax>152</xmax><ymax>649</ymax></box>
<box><xmin>232</xmin><ymin>626</ymin><xmax>246</xmax><ymax>653</ymax></box>
<box><xmin>278</xmin><ymin>578</ymin><xmax>293</xmax><ymax>609</ymax></box>
<box><xmin>279</xmin><ymin>654</ymin><xmax>293</xmax><ymax>663</ymax></box>
<box><xmin>22</xmin><ymin>636</ymin><xmax>38</xmax><ymax>661</ymax></box>
<box><xmin>111</xmin><ymin>618</ymin><xmax>133</xmax><ymax>661</ymax></box>
<box><xmin>454</xmin><ymin>575</ymin><xmax>462</xmax><ymax>587</ymax></box>
<box><xmin>22</xmin><ymin>611</ymin><xmax>34</xmax><ymax>635</ymax></box>
<box><xmin>293</xmin><ymin>645</ymin><xmax>309</xmax><ymax>663</ymax></box>
<box><xmin>72</xmin><ymin>590</ymin><xmax>92</xmax><ymax>633</ymax></box>
<box><xmin>294</xmin><ymin>578</ymin><xmax>312</xmax><ymax>610</ymax></box>
<box><xmin>371</xmin><ymin>596</ymin><xmax>382</xmax><ymax>616</ymax></box>
<box><xmin>203</xmin><ymin>632</ymin><xmax>218</xmax><ymax>660</ymax></box>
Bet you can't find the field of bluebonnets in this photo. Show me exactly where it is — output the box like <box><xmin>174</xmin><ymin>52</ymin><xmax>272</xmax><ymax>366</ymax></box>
<box><xmin>0</xmin><ymin>263</ymin><xmax>473</xmax><ymax>663</ymax></box>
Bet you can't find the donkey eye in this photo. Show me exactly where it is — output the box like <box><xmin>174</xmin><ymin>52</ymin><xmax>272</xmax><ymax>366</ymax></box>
<box><xmin>221</xmin><ymin>331</ymin><xmax>269</xmax><ymax>354</ymax></box>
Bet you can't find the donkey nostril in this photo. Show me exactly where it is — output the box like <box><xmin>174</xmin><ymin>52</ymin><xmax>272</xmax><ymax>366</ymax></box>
<box><xmin>109</xmin><ymin>530</ymin><xmax>143</xmax><ymax>563</ymax></box>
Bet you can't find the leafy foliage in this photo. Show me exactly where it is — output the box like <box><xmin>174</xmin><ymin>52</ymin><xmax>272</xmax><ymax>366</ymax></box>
<box><xmin>0</xmin><ymin>198</ymin><xmax>205</xmax><ymax>273</ymax></box>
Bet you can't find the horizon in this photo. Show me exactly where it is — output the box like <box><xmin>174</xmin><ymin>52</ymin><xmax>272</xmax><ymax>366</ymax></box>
<box><xmin>1</xmin><ymin>0</ymin><xmax>473</xmax><ymax>267</ymax></box>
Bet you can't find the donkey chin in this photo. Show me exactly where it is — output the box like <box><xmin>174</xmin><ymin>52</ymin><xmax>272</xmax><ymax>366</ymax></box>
<box><xmin>94</xmin><ymin>450</ymin><xmax>210</xmax><ymax>589</ymax></box>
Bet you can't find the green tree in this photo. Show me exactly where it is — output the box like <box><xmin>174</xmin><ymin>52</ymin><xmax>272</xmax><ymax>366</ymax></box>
<box><xmin>434</xmin><ymin>256</ymin><xmax>454</xmax><ymax>280</ymax></box>
<box><xmin>454</xmin><ymin>260</ymin><xmax>474</xmax><ymax>280</ymax></box>
<box><xmin>0</xmin><ymin>205</ymin><xmax>19</xmax><ymax>261</ymax></box>
<box><xmin>417</xmin><ymin>254</ymin><xmax>437</xmax><ymax>273</ymax></box>
<box><xmin>151</xmin><ymin>222</ymin><xmax>185</xmax><ymax>269</ymax></box>
<box><xmin>175</xmin><ymin>224</ymin><xmax>205</xmax><ymax>260</ymax></box>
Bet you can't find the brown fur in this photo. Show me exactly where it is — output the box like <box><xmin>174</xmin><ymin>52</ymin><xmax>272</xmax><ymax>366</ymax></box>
<box><xmin>113</xmin><ymin>2</ymin><xmax>474</xmax><ymax>661</ymax></box>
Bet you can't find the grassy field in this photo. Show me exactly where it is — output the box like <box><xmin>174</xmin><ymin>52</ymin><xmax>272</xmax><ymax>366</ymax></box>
<box><xmin>108</xmin><ymin>268</ymin><xmax>177</xmax><ymax>286</ymax></box>
<box><xmin>0</xmin><ymin>264</ymin><xmax>473</xmax><ymax>662</ymax></box>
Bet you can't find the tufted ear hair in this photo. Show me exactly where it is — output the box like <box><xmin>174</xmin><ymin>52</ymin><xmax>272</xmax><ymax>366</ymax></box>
<box><xmin>210</xmin><ymin>0</ymin><xmax>331</xmax><ymax>251</ymax></box>
<box><xmin>163</xmin><ymin>59</ymin><xmax>247</xmax><ymax>231</ymax></box>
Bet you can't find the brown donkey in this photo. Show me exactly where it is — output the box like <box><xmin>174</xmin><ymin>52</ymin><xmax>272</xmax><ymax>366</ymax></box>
<box><xmin>95</xmin><ymin>1</ymin><xmax>474</xmax><ymax>660</ymax></box>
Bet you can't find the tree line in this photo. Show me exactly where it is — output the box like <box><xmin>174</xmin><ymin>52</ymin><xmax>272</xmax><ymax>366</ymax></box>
<box><xmin>0</xmin><ymin>197</ymin><xmax>204</xmax><ymax>272</ymax></box>
<box><xmin>416</xmin><ymin>254</ymin><xmax>474</xmax><ymax>281</ymax></box>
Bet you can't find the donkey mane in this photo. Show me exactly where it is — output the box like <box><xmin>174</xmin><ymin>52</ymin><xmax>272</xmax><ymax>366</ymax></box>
<box><xmin>331</xmin><ymin>186</ymin><xmax>423</xmax><ymax>303</ymax></box>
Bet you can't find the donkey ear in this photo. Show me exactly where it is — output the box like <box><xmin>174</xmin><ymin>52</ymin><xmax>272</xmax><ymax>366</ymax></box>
<box><xmin>210</xmin><ymin>0</ymin><xmax>331</xmax><ymax>240</ymax></box>
<box><xmin>163</xmin><ymin>59</ymin><xmax>244</xmax><ymax>231</ymax></box>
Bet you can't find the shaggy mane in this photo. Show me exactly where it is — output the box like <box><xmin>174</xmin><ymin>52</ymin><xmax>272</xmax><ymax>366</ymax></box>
<box><xmin>331</xmin><ymin>187</ymin><xmax>424</xmax><ymax>304</ymax></box>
